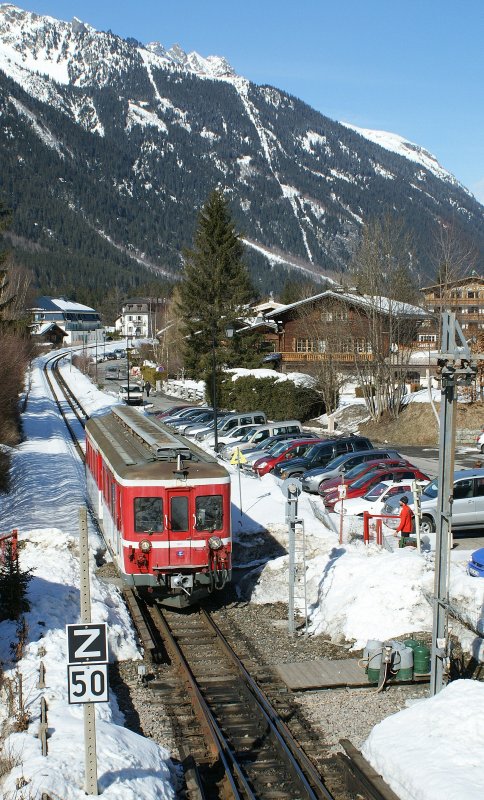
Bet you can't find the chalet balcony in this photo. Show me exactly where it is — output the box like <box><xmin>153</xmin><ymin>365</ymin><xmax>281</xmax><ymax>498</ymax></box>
<box><xmin>282</xmin><ymin>351</ymin><xmax>374</xmax><ymax>363</ymax></box>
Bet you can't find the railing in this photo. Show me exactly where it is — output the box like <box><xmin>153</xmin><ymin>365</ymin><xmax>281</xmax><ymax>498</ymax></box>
<box><xmin>425</xmin><ymin>296</ymin><xmax>484</xmax><ymax>305</ymax></box>
<box><xmin>281</xmin><ymin>351</ymin><xmax>374</xmax><ymax>362</ymax></box>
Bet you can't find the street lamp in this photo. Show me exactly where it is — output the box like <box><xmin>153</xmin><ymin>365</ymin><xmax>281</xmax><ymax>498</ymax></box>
<box><xmin>212</xmin><ymin>322</ymin><xmax>235</xmax><ymax>453</ymax></box>
<box><xmin>126</xmin><ymin>334</ymin><xmax>133</xmax><ymax>401</ymax></box>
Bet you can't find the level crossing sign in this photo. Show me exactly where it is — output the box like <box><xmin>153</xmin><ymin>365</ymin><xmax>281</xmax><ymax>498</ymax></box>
<box><xmin>230</xmin><ymin>447</ymin><xmax>247</xmax><ymax>465</ymax></box>
<box><xmin>66</xmin><ymin>623</ymin><xmax>108</xmax><ymax>664</ymax></box>
<box><xmin>66</xmin><ymin>622</ymin><xmax>109</xmax><ymax>705</ymax></box>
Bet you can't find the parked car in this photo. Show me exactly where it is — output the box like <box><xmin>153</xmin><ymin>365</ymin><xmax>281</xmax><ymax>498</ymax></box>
<box><xmin>154</xmin><ymin>404</ymin><xmax>191</xmax><ymax>419</ymax></box>
<box><xmin>317</xmin><ymin>459</ymin><xmax>411</xmax><ymax>496</ymax></box>
<box><xmin>242</xmin><ymin>433</ymin><xmax>321</xmax><ymax>469</ymax></box>
<box><xmin>273</xmin><ymin>436</ymin><xmax>373</xmax><ymax>479</ymax></box>
<box><xmin>163</xmin><ymin>407</ymin><xmax>211</xmax><ymax>426</ymax></box>
<box><xmin>322</xmin><ymin>464</ymin><xmax>430</xmax><ymax>509</ymax></box>
<box><xmin>220</xmin><ymin>420</ymin><xmax>304</xmax><ymax>460</ymax></box>
<box><xmin>197</xmin><ymin>411</ymin><xmax>267</xmax><ymax>443</ymax></box>
<box><xmin>333</xmin><ymin>479</ymin><xmax>428</xmax><ymax>516</ymax></box>
<box><xmin>382</xmin><ymin>468</ymin><xmax>484</xmax><ymax>535</ymax></box>
<box><xmin>171</xmin><ymin>409</ymin><xmax>216</xmax><ymax>434</ymax></box>
<box><xmin>183</xmin><ymin>411</ymin><xmax>233</xmax><ymax>438</ymax></box>
<box><xmin>118</xmin><ymin>384</ymin><xmax>143</xmax><ymax>406</ymax></box>
<box><xmin>301</xmin><ymin>448</ymin><xmax>403</xmax><ymax>493</ymax></box>
<box><xmin>105</xmin><ymin>366</ymin><xmax>128</xmax><ymax>381</ymax></box>
<box><xmin>476</xmin><ymin>431</ymin><xmax>484</xmax><ymax>453</ymax></box>
<box><xmin>253</xmin><ymin>438</ymin><xmax>326</xmax><ymax>476</ymax></box>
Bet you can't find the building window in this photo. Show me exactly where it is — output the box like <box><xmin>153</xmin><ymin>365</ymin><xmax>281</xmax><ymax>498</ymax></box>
<box><xmin>295</xmin><ymin>338</ymin><xmax>325</xmax><ymax>352</ymax></box>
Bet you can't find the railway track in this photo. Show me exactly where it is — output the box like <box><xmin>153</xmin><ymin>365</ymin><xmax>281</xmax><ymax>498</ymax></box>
<box><xmin>42</xmin><ymin>352</ymin><xmax>401</xmax><ymax>800</ymax></box>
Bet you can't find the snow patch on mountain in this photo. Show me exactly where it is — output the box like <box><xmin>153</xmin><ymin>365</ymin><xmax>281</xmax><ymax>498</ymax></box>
<box><xmin>10</xmin><ymin>95</ymin><xmax>65</xmax><ymax>156</ymax></box>
<box><xmin>342</xmin><ymin>122</ymin><xmax>463</xmax><ymax>188</ymax></box>
<box><xmin>126</xmin><ymin>101</ymin><xmax>168</xmax><ymax>134</ymax></box>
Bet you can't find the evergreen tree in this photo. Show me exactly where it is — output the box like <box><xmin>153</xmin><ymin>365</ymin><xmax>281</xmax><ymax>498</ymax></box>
<box><xmin>177</xmin><ymin>190</ymin><xmax>256</xmax><ymax>377</ymax></box>
<box><xmin>0</xmin><ymin>541</ymin><xmax>32</xmax><ymax>621</ymax></box>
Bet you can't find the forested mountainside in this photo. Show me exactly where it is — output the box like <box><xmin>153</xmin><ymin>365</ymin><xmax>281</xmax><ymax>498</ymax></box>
<box><xmin>0</xmin><ymin>4</ymin><xmax>483</xmax><ymax>306</ymax></box>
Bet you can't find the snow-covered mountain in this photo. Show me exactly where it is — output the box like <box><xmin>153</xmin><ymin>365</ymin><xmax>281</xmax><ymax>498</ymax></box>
<box><xmin>0</xmin><ymin>3</ymin><xmax>483</xmax><ymax>301</ymax></box>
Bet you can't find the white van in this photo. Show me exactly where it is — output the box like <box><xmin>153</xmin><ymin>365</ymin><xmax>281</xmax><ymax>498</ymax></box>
<box><xmin>199</xmin><ymin>411</ymin><xmax>267</xmax><ymax>444</ymax></box>
<box><xmin>220</xmin><ymin>420</ymin><xmax>303</xmax><ymax>460</ymax></box>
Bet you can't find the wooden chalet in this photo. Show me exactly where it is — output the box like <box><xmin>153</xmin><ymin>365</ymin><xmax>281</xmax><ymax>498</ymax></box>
<box><xmin>253</xmin><ymin>289</ymin><xmax>431</xmax><ymax>373</ymax></box>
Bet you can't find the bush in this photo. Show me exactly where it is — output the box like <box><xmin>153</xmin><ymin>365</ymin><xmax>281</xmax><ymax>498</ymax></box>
<box><xmin>218</xmin><ymin>375</ymin><xmax>324</xmax><ymax>421</ymax></box>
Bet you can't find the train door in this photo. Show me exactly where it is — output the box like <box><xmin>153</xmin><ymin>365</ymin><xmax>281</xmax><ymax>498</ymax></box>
<box><xmin>165</xmin><ymin>489</ymin><xmax>192</xmax><ymax>566</ymax></box>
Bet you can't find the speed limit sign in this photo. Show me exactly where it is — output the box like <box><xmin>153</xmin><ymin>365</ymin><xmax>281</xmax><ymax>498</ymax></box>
<box><xmin>67</xmin><ymin>663</ymin><xmax>109</xmax><ymax>704</ymax></box>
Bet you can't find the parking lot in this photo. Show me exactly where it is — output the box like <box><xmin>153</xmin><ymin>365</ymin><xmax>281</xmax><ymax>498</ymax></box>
<box><xmin>94</xmin><ymin>363</ymin><xmax>484</xmax><ymax>551</ymax></box>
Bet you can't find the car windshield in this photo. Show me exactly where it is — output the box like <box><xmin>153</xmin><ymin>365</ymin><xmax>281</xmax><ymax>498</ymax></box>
<box><xmin>343</xmin><ymin>462</ymin><xmax>373</xmax><ymax>480</ymax></box>
<box><xmin>351</xmin><ymin>469</ymin><xmax>382</xmax><ymax>489</ymax></box>
<box><xmin>422</xmin><ymin>479</ymin><xmax>438</xmax><ymax>499</ymax></box>
<box><xmin>364</xmin><ymin>482</ymin><xmax>389</xmax><ymax>501</ymax></box>
<box><xmin>270</xmin><ymin>440</ymin><xmax>298</xmax><ymax>456</ymax></box>
<box><xmin>324</xmin><ymin>453</ymin><xmax>353</xmax><ymax>470</ymax></box>
<box><xmin>236</xmin><ymin>427</ymin><xmax>258</xmax><ymax>442</ymax></box>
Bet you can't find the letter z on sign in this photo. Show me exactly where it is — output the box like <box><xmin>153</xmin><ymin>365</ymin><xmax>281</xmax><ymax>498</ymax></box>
<box><xmin>66</xmin><ymin>623</ymin><xmax>108</xmax><ymax>664</ymax></box>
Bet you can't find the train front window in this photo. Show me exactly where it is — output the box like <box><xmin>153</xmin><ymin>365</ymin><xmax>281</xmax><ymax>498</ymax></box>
<box><xmin>195</xmin><ymin>496</ymin><xmax>223</xmax><ymax>531</ymax></box>
<box><xmin>134</xmin><ymin>497</ymin><xmax>163</xmax><ymax>532</ymax></box>
<box><xmin>171</xmin><ymin>496</ymin><xmax>189</xmax><ymax>532</ymax></box>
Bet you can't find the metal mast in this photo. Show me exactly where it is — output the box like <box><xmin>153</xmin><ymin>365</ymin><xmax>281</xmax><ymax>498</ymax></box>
<box><xmin>430</xmin><ymin>312</ymin><xmax>476</xmax><ymax>694</ymax></box>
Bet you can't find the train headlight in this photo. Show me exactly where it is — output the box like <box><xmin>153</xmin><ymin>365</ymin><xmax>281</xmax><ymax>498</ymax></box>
<box><xmin>208</xmin><ymin>536</ymin><xmax>223</xmax><ymax>550</ymax></box>
<box><xmin>139</xmin><ymin>539</ymin><xmax>152</xmax><ymax>553</ymax></box>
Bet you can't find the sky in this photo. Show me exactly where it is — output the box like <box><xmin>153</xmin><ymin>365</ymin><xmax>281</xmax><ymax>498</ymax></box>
<box><xmin>9</xmin><ymin>1</ymin><xmax>484</xmax><ymax>202</ymax></box>
<box><xmin>1</xmin><ymin>349</ymin><xmax>484</xmax><ymax>797</ymax></box>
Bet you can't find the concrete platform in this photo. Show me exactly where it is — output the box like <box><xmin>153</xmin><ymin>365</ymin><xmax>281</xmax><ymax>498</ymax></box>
<box><xmin>276</xmin><ymin>658</ymin><xmax>430</xmax><ymax>690</ymax></box>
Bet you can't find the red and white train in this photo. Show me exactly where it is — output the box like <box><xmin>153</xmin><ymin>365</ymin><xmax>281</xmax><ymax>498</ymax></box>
<box><xmin>85</xmin><ymin>406</ymin><xmax>232</xmax><ymax>607</ymax></box>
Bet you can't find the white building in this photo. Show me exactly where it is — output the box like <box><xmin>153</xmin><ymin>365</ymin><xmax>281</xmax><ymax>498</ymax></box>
<box><xmin>115</xmin><ymin>298</ymin><xmax>167</xmax><ymax>339</ymax></box>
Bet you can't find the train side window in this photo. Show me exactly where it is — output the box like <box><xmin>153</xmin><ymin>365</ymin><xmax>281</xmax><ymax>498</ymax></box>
<box><xmin>134</xmin><ymin>497</ymin><xmax>163</xmax><ymax>532</ymax></box>
<box><xmin>195</xmin><ymin>496</ymin><xmax>223</xmax><ymax>531</ymax></box>
<box><xmin>171</xmin><ymin>496</ymin><xmax>189</xmax><ymax>532</ymax></box>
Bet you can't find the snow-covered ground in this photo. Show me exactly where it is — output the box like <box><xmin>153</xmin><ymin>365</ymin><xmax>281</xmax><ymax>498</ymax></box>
<box><xmin>1</xmin><ymin>354</ymin><xmax>484</xmax><ymax>799</ymax></box>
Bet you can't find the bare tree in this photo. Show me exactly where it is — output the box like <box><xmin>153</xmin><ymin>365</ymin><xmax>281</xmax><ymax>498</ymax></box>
<box><xmin>294</xmin><ymin>300</ymin><xmax>351</xmax><ymax>415</ymax></box>
<box><xmin>432</xmin><ymin>221</ymin><xmax>477</xmax><ymax>289</ymax></box>
<box><xmin>349</xmin><ymin>217</ymin><xmax>423</xmax><ymax>420</ymax></box>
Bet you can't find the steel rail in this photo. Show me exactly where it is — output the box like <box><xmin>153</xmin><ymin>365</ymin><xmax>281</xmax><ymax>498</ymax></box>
<box><xmin>152</xmin><ymin>605</ymin><xmax>251</xmax><ymax>800</ymax></box>
<box><xmin>43</xmin><ymin>351</ymin><xmax>87</xmax><ymax>462</ymax></box>
<box><xmin>201</xmin><ymin>609</ymin><xmax>333</xmax><ymax>800</ymax></box>
<box><xmin>154</xmin><ymin>606</ymin><xmax>330</xmax><ymax>800</ymax></box>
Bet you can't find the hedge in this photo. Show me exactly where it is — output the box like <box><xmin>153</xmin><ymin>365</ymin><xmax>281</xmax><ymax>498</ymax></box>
<box><xmin>217</xmin><ymin>375</ymin><xmax>324</xmax><ymax>422</ymax></box>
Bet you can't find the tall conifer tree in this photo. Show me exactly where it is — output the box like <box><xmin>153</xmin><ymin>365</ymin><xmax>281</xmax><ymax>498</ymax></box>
<box><xmin>178</xmin><ymin>190</ymin><xmax>255</xmax><ymax>377</ymax></box>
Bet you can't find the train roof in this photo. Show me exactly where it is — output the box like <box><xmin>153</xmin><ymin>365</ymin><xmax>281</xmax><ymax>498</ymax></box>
<box><xmin>86</xmin><ymin>406</ymin><xmax>230</xmax><ymax>483</ymax></box>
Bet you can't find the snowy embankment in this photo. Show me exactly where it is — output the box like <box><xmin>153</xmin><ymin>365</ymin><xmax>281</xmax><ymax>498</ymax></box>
<box><xmin>1</xmin><ymin>357</ymin><xmax>484</xmax><ymax>799</ymax></box>
<box><xmin>0</xmin><ymin>357</ymin><xmax>175</xmax><ymax>799</ymax></box>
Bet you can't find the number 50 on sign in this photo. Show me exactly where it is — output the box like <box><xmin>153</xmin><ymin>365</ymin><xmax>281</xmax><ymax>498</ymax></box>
<box><xmin>67</xmin><ymin>664</ymin><xmax>109</xmax><ymax>704</ymax></box>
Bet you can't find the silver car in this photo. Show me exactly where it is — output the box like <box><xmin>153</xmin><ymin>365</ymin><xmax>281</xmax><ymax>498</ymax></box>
<box><xmin>382</xmin><ymin>468</ymin><xmax>484</xmax><ymax>537</ymax></box>
<box><xmin>301</xmin><ymin>448</ymin><xmax>402</xmax><ymax>493</ymax></box>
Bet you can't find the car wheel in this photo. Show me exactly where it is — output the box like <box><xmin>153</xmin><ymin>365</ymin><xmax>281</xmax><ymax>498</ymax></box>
<box><xmin>480</xmin><ymin>443</ymin><xmax>484</xmax><ymax>454</ymax></box>
<box><xmin>420</xmin><ymin>515</ymin><xmax>435</xmax><ymax>535</ymax></box>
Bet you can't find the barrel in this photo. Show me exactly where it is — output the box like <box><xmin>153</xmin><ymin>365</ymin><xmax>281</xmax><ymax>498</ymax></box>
<box><xmin>404</xmin><ymin>638</ymin><xmax>421</xmax><ymax>653</ymax></box>
<box><xmin>414</xmin><ymin>644</ymin><xmax>431</xmax><ymax>674</ymax></box>
<box><xmin>397</xmin><ymin>646</ymin><xmax>414</xmax><ymax>680</ymax></box>
<box><xmin>367</xmin><ymin>645</ymin><xmax>383</xmax><ymax>682</ymax></box>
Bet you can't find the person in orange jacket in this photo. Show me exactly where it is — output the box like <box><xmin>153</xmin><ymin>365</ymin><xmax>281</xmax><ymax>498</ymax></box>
<box><xmin>395</xmin><ymin>496</ymin><xmax>414</xmax><ymax>537</ymax></box>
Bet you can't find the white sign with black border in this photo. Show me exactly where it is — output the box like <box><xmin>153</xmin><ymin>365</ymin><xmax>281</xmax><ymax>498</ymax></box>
<box><xmin>67</xmin><ymin>663</ymin><xmax>109</xmax><ymax>704</ymax></box>
<box><xmin>66</xmin><ymin>623</ymin><xmax>108</xmax><ymax>665</ymax></box>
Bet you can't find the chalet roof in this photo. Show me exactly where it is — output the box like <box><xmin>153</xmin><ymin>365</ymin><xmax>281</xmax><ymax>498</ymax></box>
<box><xmin>32</xmin><ymin>296</ymin><xmax>97</xmax><ymax>313</ymax></box>
<box><xmin>263</xmin><ymin>290</ymin><xmax>430</xmax><ymax>320</ymax></box>
<box><xmin>32</xmin><ymin>322</ymin><xmax>67</xmax><ymax>337</ymax></box>
<box><xmin>420</xmin><ymin>274</ymin><xmax>484</xmax><ymax>292</ymax></box>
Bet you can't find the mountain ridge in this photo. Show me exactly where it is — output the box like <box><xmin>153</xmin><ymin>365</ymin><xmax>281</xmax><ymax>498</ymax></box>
<box><xmin>0</xmin><ymin>3</ymin><xmax>483</xmax><ymax>306</ymax></box>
